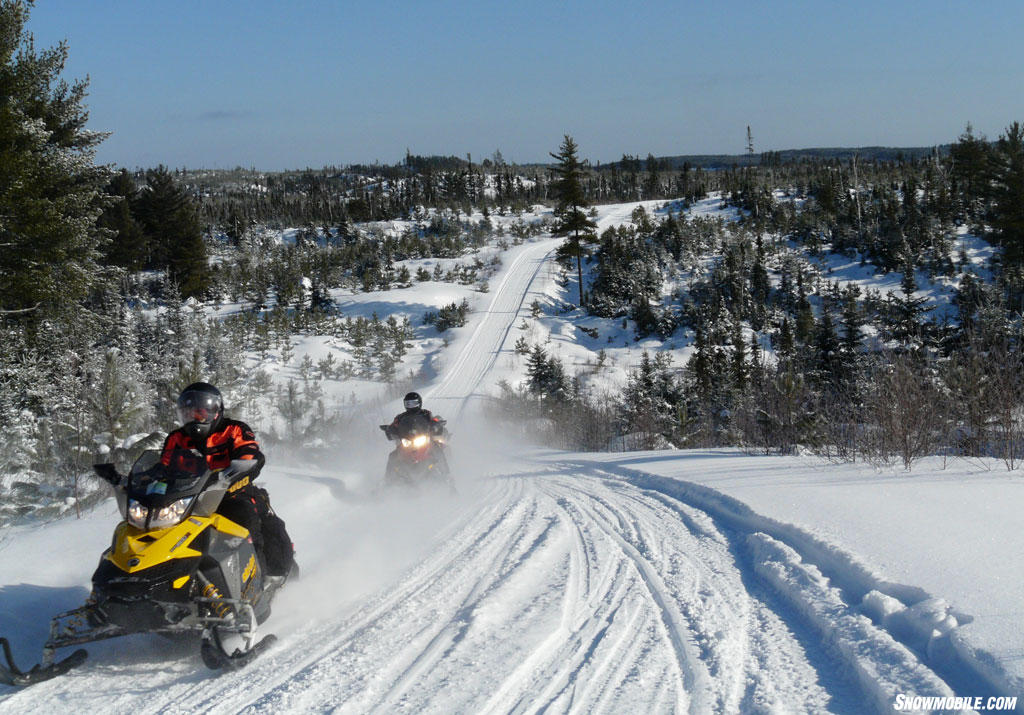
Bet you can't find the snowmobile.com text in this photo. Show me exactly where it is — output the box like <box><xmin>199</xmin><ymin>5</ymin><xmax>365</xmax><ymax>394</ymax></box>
<box><xmin>894</xmin><ymin>695</ymin><xmax>1018</xmax><ymax>711</ymax></box>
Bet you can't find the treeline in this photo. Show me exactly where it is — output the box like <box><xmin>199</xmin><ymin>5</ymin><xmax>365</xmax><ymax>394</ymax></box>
<box><xmin>185</xmin><ymin>142</ymin><xmax>973</xmax><ymax>236</ymax></box>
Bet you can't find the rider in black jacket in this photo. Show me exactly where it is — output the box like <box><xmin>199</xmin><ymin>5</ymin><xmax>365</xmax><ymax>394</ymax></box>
<box><xmin>383</xmin><ymin>392</ymin><xmax>448</xmax><ymax>482</ymax></box>
<box><xmin>384</xmin><ymin>392</ymin><xmax>445</xmax><ymax>440</ymax></box>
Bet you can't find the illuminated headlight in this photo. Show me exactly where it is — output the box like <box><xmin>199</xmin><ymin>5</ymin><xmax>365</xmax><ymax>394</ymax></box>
<box><xmin>149</xmin><ymin>496</ymin><xmax>195</xmax><ymax>529</ymax></box>
<box><xmin>127</xmin><ymin>499</ymin><xmax>148</xmax><ymax>528</ymax></box>
<box><xmin>402</xmin><ymin>434</ymin><xmax>430</xmax><ymax>448</ymax></box>
<box><xmin>127</xmin><ymin>496</ymin><xmax>194</xmax><ymax>529</ymax></box>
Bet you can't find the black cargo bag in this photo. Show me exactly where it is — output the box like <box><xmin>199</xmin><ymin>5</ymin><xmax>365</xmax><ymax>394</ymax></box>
<box><xmin>252</xmin><ymin>486</ymin><xmax>295</xmax><ymax>576</ymax></box>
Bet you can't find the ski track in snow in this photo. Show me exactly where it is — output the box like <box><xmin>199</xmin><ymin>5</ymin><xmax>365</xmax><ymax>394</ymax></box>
<box><xmin>0</xmin><ymin>199</ymin><xmax>994</xmax><ymax>714</ymax></box>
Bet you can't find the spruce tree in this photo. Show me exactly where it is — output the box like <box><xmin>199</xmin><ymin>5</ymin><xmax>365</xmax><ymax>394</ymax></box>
<box><xmin>135</xmin><ymin>166</ymin><xmax>210</xmax><ymax>297</ymax></box>
<box><xmin>990</xmin><ymin>122</ymin><xmax>1024</xmax><ymax>272</ymax></box>
<box><xmin>98</xmin><ymin>169</ymin><xmax>147</xmax><ymax>270</ymax></box>
<box><xmin>839</xmin><ymin>285</ymin><xmax>863</xmax><ymax>362</ymax></box>
<box><xmin>949</xmin><ymin>122</ymin><xmax>991</xmax><ymax>221</ymax></box>
<box><xmin>550</xmin><ymin>135</ymin><xmax>597</xmax><ymax>307</ymax></box>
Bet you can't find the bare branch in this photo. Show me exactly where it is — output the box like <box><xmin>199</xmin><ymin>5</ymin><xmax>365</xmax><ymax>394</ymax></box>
<box><xmin>0</xmin><ymin>303</ymin><xmax>41</xmax><ymax>315</ymax></box>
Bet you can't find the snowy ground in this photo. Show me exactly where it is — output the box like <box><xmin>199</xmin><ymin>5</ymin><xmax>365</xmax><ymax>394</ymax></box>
<box><xmin>1</xmin><ymin>198</ymin><xmax>1022</xmax><ymax>713</ymax></box>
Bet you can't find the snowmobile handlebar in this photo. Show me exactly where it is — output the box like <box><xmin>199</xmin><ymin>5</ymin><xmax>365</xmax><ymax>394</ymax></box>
<box><xmin>214</xmin><ymin>459</ymin><xmax>258</xmax><ymax>484</ymax></box>
<box><xmin>93</xmin><ymin>463</ymin><xmax>121</xmax><ymax>487</ymax></box>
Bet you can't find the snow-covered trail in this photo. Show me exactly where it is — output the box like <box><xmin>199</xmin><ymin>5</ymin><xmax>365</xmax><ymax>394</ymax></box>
<box><xmin>426</xmin><ymin>235</ymin><xmax>563</xmax><ymax>420</ymax></box>
<box><xmin>0</xmin><ymin>199</ymin><xmax>1003</xmax><ymax>713</ymax></box>
<box><xmin>135</xmin><ymin>465</ymin><xmax>858</xmax><ymax>713</ymax></box>
<box><xmin>1</xmin><ymin>457</ymin><xmax>966</xmax><ymax>713</ymax></box>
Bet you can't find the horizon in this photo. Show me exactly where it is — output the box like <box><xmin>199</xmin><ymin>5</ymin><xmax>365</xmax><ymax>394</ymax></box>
<box><xmin>25</xmin><ymin>0</ymin><xmax>1024</xmax><ymax>171</ymax></box>
<box><xmin>178</xmin><ymin>142</ymin><xmax>950</xmax><ymax>175</ymax></box>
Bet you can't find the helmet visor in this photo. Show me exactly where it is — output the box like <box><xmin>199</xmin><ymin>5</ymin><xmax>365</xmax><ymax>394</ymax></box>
<box><xmin>178</xmin><ymin>405</ymin><xmax>215</xmax><ymax>424</ymax></box>
<box><xmin>404</xmin><ymin>398</ymin><xmax>420</xmax><ymax>410</ymax></box>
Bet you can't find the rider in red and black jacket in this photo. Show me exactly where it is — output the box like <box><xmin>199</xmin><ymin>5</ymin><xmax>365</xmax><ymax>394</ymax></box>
<box><xmin>162</xmin><ymin>382</ymin><xmax>293</xmax><ymax>577</ymax></box>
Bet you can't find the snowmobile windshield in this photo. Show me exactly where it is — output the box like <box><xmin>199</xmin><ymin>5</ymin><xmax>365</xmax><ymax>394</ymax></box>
<box><xmin>128</xmin><ymin>449</ymin><xmax>210</xmax><ymax>502</ymax></box>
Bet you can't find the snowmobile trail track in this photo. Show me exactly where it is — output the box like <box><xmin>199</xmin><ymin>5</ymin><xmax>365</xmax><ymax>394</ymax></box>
<box><xmin>566</xmin><ymin>463</ymin><xmax>973</xmax><ymax>711</ymax></box>
<box><xmin>427</xmin><ymin>237</ymin><xmax>562</xmax><ymax>421</ymax></box>
<box><xmin>0</xmin><ymin>462</ymin><xmax>978</xmax><ymax>714</ymax></box>
<box><xmin>172</xmin><ymin>477</ymin><xmax>536</xmax><ymax>713</ymax></box>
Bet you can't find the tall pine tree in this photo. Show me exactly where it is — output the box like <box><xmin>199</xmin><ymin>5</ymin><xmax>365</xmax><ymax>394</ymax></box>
<box><xmin>550</xmin><ymin>135</ymin><xmax>597</xmax><ymax>307</ymax></box>
<box><xmin>97</xmin><ymin>169</ymin><xmax>147</xmax><ymax>270</ymax></box>
<box><xmin>990</xmin><ymin>122</ymin><xmax>1024</xmax><ymax>272</ymax></box>
<box><xmin>135</xmin><ymin>166</ymin><xmax>210</xmax><ymax>297</ymax></box>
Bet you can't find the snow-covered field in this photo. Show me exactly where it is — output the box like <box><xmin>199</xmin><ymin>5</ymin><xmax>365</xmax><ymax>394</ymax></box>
<box><xmin>1</xmin><ymin>199</ymin><xmax>1021</xmax><ymax>713</ymax></box>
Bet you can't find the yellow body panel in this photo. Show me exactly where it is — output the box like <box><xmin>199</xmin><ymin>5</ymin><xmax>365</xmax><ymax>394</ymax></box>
<box><xmin>106</xmin><ymin>513</ymin><xmax>250</xmax><ymax>574</ymax></box>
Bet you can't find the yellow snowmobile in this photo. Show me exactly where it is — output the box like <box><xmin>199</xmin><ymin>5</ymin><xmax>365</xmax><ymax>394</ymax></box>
<box><xmin>0</xmin><ymin>448</ymin><xmax>288</xmax><ymax>686</ymax></box>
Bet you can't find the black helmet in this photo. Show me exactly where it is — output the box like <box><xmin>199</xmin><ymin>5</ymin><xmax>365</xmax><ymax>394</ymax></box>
<box><xmin>177</xmin><ymin>382</ymin><xmax>223</xmax><ymax>440</ymax></box>
<box><xmin>403</xmin><ymin>391</ymin><xmax>422</xmax><ymax>412</ymax></box>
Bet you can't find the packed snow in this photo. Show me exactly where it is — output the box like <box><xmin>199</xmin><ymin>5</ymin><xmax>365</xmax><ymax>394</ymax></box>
<box><xmin>0</xmin><ymin>198</ymin><xmax>1021</xmax><ymax>713</ymax></box>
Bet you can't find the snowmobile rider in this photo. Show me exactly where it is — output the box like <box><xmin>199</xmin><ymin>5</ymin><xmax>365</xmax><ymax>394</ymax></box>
<box><xmin>382</xmin><ymin>389</ymin><xmax>450</xmax><ymax>485</ymax></box>
<box><xmin>384</xmin><ymin>391</ymin><xmax>446</xmax><ymax>441</ymax></box>
<box><xmin>162</xmin><ymin>382</ymin><xmax>294</xmax><ymax>578</ymax></box>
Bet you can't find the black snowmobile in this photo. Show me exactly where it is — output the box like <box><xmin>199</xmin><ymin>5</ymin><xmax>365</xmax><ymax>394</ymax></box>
<box><xmin>0</xmin><ymin>448</ymin><xmax>289</xmax><ymax>687</ymax></box>
<box><xmin>380</xmin><ymin>418</ymin><xmax>452</xmax><ymax>489</ymax></box>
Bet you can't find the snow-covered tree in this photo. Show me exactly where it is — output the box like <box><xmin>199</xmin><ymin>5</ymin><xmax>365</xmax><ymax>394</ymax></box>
<box><xmin>0</xmin><ymin>0</ymin><xmax>111</xmax><ymax>322</ymax></box>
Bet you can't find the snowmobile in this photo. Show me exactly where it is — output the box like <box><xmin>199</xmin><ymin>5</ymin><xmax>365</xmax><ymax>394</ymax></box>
<box><xmin>379</xmin><ymin>419</ymin><xmax>452</xmax><ymax>489</ymax></box>
<box><xmin>0</xmin><ymin>448</ymin><xmax>288</xmax><ymax>687</ymax></box>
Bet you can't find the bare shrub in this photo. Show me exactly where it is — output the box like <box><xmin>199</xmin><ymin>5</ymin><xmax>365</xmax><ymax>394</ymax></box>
<box><xmin>985</xmin><ymin>340</ymin><xmax>1024</xmax><ymax>470</ymax></box>
<box><xmin>863</xmin><ymin>353</ymin><xmax>947</xmax><ymax>469</ymax></box>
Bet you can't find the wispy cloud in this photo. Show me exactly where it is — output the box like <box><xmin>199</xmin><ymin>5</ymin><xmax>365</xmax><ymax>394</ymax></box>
<box><xmin>198</xmin><ymin>110</ymin><xmax>254</xmax><ymax>121</ymax></box>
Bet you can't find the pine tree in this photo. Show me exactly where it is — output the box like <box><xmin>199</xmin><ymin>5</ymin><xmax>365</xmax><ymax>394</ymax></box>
<box><xmin>813</xmin><ymin>307</ymin><xmax>841</xmax><ymax>385</ymax></box>
<box><xmin>135</xmin><ymin>166</ymin><xmax>210</xmax><ymax>297</ymax></box>
<box><xmin>0</xmin><ymin>0</ymin><xmax>110</xmax><ymax>322</ymax></box>
<box><xmin>990</xmin><ymin>122</ymin><xmax>1024</xmax><ymax>272</ymax></box>
<box><xmin>731</xmin><ymin>318</ymin><xmax>747</xmax><ymax>390</ymax></box>
<box><xmin>949</xmin><ymin>122</ymin><xmax>991</xmax><ymax>221</ymax></box>
<box><xmin>777</xmin><ymin>317</ymin><xmax>795</xmax><ymax>361</ymax></box>
<box><xmin>688</xmin><ymin>326</ymin><xmax>713</xmax><ymax>397</ymax></box>
<box><xmin>795</xmin><ymin>293</ymin><xmax>815</xmax><ymax>345</ymax></box>
<box><xmin>550</xmin><ymin>135</ymin><xmax>597</xmax><ymax>307</ymax></box>
<box><xmin>525</xmin><ymin>343</ymin><xmax>569</xmax><ymax>403</ymax></box>
<box><xmin>97</xmin><ymin>169</ymin><xmax>147</xmax><ymax>270</ymax></box>
<box><xmin>622</xmin><ymin>351</ymin><xmax>682</xmax><ymax>446</ymax></box>
<box><xmin>88</xmin><ymin>347</ymin><xmax>154</xmax><ymax>456</ymax></box>
<box><xmin>839</xmin><ymin>284</ymin><xmax>864</xmax><ymax>363</ymax></box>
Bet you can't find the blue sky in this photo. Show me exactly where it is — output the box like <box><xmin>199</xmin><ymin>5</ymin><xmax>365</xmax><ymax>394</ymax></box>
<box><xmin>27</xmin><ymin>0</ymin><xmax>1024</xmax><ymax>170</ymax></box>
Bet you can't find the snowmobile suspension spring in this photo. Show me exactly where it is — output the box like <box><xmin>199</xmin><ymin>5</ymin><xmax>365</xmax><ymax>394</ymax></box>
<box><xmin>197</xmin><ymin>574</ymin><xmax>231</xmax><ymax>618</ymax></box>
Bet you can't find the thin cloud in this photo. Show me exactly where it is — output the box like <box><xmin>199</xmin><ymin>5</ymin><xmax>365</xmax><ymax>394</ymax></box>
<box><xmin>198</xmin><ymin>110</ymin><xmax>254</xmax><ymax>121</ymax></box>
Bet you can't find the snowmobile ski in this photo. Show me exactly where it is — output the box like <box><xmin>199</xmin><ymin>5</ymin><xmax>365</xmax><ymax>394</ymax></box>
<box><xmin>200</xmin><ymin>628</ymin><xmax>277</xmax><ymax>671</ymax></box>
<box><xmin>0</xmin><ymin>638</ymin><xmax>87</xmax><ymax>687</ymax></box>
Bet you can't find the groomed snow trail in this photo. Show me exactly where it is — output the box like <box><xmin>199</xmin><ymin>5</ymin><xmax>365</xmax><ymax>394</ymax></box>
<box><xmin>0</xmin><ymin>459</ymin><xmax>964</xmax><ymax>714</ymax></box>
<box><xmin>162</xmin><ymin>467</ymin><xmax>854</xmax><ymax>713</ymax></box>
<box><xmin>0</xmin><ymin>201</ymin><xmax>973</xmax><ymax>713</ymax></box>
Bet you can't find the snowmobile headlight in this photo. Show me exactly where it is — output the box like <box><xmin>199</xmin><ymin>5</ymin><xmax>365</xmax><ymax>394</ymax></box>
<box><xmin>149</xmin><ymin>496</ymin><xmax>195</xmax><ymax>529</ymax></box>
<box><xmin>411</xmin><ymin>434</ymin><xmax>430</xmax><ymax>448</ymax></box>
<box><xmin>127</xmin><ymin>499</ymin><xmax>149</xmax><ymax>529</ymax></box>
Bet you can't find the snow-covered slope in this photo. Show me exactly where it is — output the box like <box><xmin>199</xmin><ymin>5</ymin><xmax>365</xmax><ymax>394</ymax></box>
<box><xmin>1</xmin><ymin>200</ymin><xmax>1021</xmax><ymax>714</ymax></box>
